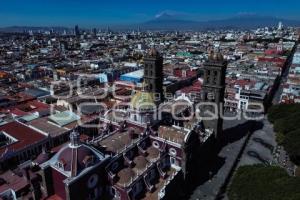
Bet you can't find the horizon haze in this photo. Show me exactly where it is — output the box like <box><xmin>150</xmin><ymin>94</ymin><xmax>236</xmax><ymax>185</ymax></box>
<box><xmin>1</xmin><ymin>0</ymin><xmax>300</xmax><ymax>27</ymax></box>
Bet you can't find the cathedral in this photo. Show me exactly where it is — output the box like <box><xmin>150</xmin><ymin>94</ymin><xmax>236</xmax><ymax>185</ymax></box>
<box><xmin>31</xmin><ymin>48</ymin><xmax>227</xmax><ymax>200</ymax></box>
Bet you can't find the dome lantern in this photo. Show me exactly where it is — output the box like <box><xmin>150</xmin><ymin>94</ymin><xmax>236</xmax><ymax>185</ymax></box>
<box><xmin>70</xmin><ymin>130</ymin><xmax>80</xmax><ymax>148</ymax></box>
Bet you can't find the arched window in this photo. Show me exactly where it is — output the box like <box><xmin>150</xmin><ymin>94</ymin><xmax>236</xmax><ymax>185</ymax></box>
<box><xmin>206</xmin><ymin>70</ymin><xmax>210</xmax><ymax>83</ymax></box>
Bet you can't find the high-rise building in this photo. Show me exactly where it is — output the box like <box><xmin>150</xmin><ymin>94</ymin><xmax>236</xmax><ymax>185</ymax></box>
<box><xmin>74</xmin><ymin>25</ymin><xmax>80</xmax><ymax>37</ymax></box>
<box><xmin>106</xmin><ymin>26</ymin><xmax>110</xmax><ymax>34</ymax></box>
<box><xmin>201</xmin><ymin>50</ymin><xmax>227</xmax><ymax>138</ymax></box>
<box><xmin>278</xmin><ymin>21</ymin><xmax>283</xmax><ymax>31</ymax></box>
<box><xmin>143</xmin><ymin>48</ymin><xmax>164</xmax><ymax>102</ymax></box>
<box><xmin>92</xmin><ymin>28</ymin><xmax>97</xmax><ymax>36</ymax></box>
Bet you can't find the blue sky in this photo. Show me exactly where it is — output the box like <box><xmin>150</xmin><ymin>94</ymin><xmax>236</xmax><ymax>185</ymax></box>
<box><xmin>0</xmin><ymin>0</ymin><xmax>300</xmax><ymax>27</ymax></box>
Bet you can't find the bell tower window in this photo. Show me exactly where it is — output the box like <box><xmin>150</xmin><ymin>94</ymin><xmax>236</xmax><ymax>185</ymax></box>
<box><xmin>206</xmin><ymin>70</ymin><xmax>211</xmax><ymax>83</ymax></box>
<box><xmin>149</xmin><ymin>83</ymin><xmax>153</xmax><ymax>90</ymax></box>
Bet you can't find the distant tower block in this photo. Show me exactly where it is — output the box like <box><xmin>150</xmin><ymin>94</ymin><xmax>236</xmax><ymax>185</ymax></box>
<box><xmin>143</xmin><ymin>48</ymin><xmax>164</xmax><ymax>102</ymax></box>
<box><xmin>278</xmin><ymin>21</ymin><xmax>283</xmax><ymax>31</ymax></box>
<box><xmin>74</xmin><ymin>25</ymin><xmax>80</xmax><ymax>37</ymax></box>
<box><xmin>201</xmin><ymin>50</ymin><xmax>227</xmax><ymax>138</ymax></box>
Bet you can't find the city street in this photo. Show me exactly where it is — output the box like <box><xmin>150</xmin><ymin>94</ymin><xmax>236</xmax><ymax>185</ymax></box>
<box><xmin>189</xmin><ymin>115</ymin><xmax>255</xmax><ymax>200</ymax></box>
<box><xmin>238</xmin><ymin>118</ymin><xmax>276</xmax><ymax>166</ymax></box>
<box><xmin>189</xmin><ymin>46</ymin><xmax>298</xmax><ymax>200</ymax></box>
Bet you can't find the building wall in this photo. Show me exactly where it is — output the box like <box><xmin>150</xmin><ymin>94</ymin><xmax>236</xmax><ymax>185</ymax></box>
<box><xmin>66</xmin><ymin>161</ymin><xmax>109</xmax><ymax>200</ymax></box>
<box><xmin>51</xmin><ymin>168</ymin><xmax>67</xmax><ymax>200</ymax></box>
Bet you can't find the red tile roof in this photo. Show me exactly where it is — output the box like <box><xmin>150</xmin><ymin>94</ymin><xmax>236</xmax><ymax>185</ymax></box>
<box><xmin>7</xmin><ymin>100</ymin><xmax>50</xmax><ymax>116</ymax></box>
<box><xmin>10</xmin><ymin>108</ymin><xmax>28</xmax><ymax>116</ymax></box>
<box><xmin>0</xmin><ymin>170</ymin><xmax>29</xmax><ymax>193</ymax></box>
<box><xmin>226</xmin><ymin>78</ymin><xmax>256</xmax><ymax>89</ymax></box>
<box><xmin>0</xmin><ymin>121</ymin><xmax>47</xmax><ymax>156</ymax></box>
<box><xmin>179</xmin><ymin>80</ymin><xmax>202</xmax><ymax>93</ymax></box>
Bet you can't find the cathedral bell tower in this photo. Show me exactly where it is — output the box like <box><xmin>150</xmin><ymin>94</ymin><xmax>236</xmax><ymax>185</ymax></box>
<box><xmin>201</xmin><ymin>50</ymin><xmax>227</xmax><ymax>138</ymax></box>
<box><xmin>143</xmin><ymin>48</ymin><xmax>164</xmax><ymax>103</ymax></box>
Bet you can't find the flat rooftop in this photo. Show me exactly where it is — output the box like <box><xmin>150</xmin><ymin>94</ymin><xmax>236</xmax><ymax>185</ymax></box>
<box><xmin>98</xmin><ymin>129</ymin><xmax>139</xmax><ymax>154</ymax></box>
<box><xmin>0</xmin><ymin>170</ymin><xmax>29</xmax><ymax>194</ymax></box>
<box><xmin>157</xmin><ymin>126</ymin><xmax>188</xmax><ymax>145</ymax></box>
<box><xmin>27</xmin><ymin>116</ymin><xmax>68</xmax><ymax>137</ymax></box>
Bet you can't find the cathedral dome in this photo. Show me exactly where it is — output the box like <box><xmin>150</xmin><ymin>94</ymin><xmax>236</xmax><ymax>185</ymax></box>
<box><xmin>130</xmin><ymin>91</ymin><xmax>155</xmax><ymax>111</ymax></box>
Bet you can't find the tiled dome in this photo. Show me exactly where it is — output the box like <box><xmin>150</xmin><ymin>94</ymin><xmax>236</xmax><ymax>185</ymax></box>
<box><xmin>130</xmin><ymin>91</ymin><xmax>155</xmax><ymax>111</ymax></box>
<box><xmin>134</xmin><ymin>155</ymin><xmax>149</xmax><ymax>170</ymax></box>
<box><xmin>146</xmin><ymin>146</ymin><xmax>160</xmax><ymax>159</ymax></box>
<box><xmin>55</xmin><ymin>144</ymin><xmax>100</xmax><ymax>176</ymax></box>
<box><xmin>117</xmin><ymin>168</ymin><xmax>136</xmax><ymax>185</ymax></box>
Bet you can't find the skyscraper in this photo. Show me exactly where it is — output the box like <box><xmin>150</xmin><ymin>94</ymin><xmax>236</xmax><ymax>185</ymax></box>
<box><xmin>74</xmin><ymin>25</ymin><xmax>80</xmax><ymax>37</ymax></box>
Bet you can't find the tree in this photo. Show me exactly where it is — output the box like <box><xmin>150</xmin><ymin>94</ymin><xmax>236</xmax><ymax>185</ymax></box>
<box><xmin>268</xmin><ymin>103</ymin><xmax>300</xmax><ymax>161</ymax></box>
<box><xmin>268</xmin><ymin>103</ymin><xmax>300</xmax><ymax>123</ymax></box>
<box><xmin>229</xmin><ymin>165</ymin><xmax>300</xmax><ymax>200</ymax></box>
<box><xmin>273</xmin><ymin>112</ymin><xmax>300</xmax><ymax>134</ymax></box>
<box><xmin>276</xmin><ymin>131</ymin><xmax>285</xmax><ymax>145</ymax></box>
<box><xmin>283</xmin><ymin>129</ymin><xmax>300</xmax><ymax>165</ymax></box>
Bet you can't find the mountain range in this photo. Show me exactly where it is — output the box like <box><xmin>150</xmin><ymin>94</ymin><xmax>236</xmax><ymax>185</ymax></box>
<box><xmin>139</xmin><ymin>13</ymin><xmax>300</xmax><ymax>30</ymax></box>
<box><xmin>1</xmin><ymin>14</ymin><xmax>300</xmax><ymax>32</ymax></box>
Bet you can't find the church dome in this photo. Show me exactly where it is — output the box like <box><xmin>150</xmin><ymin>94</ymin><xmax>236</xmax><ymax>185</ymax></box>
<box><xmin>54</xmin><ymin>144</ymin><xmax>101</xmax><ymax>176</ymax></box>
<box><xmin>130</xmin><ymin>91</ymin><xmax>155</xmax><ymax>111</ymax></box>
<box><xmin>47</xmin><ymin>131</ymin><xmax>105</xmax><ymax>177</ymax></box>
